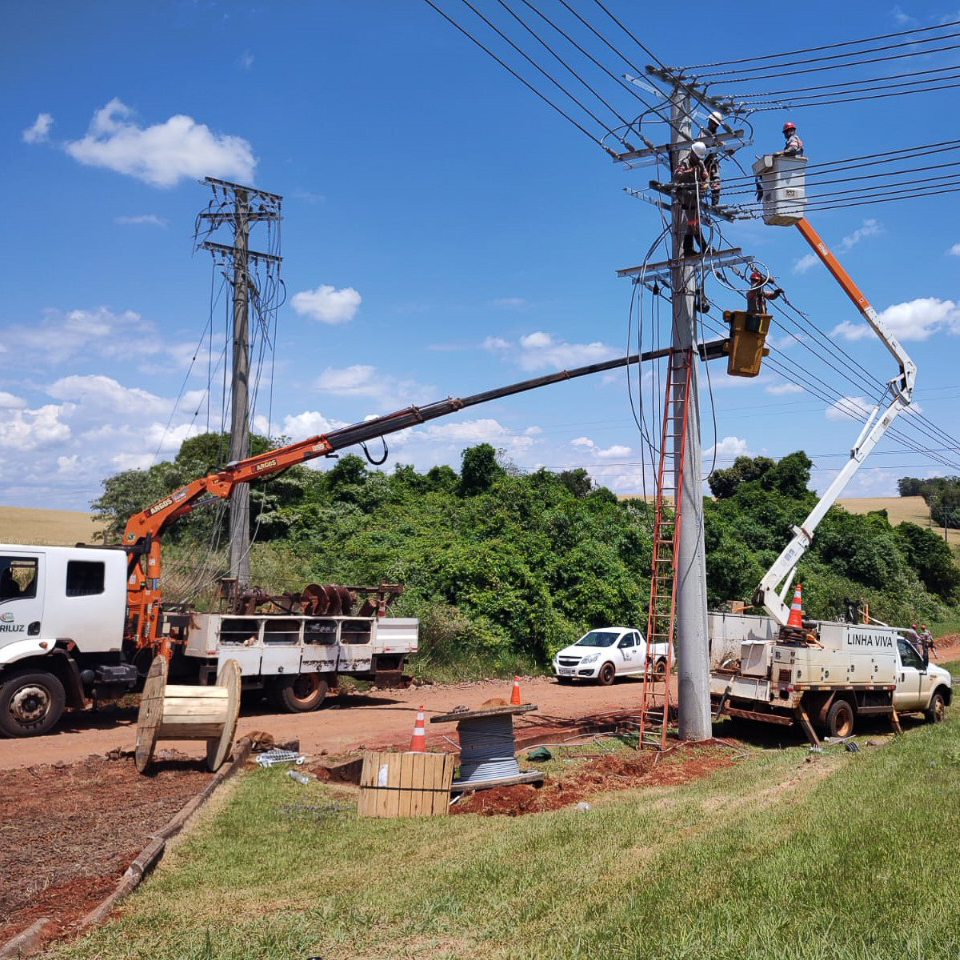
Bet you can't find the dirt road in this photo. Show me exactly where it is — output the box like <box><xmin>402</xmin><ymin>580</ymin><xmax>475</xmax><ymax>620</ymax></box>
<box><xmin>0</xmin><ymin>675</ymin><xmax>667</xmax><ymax>771</ymax></box>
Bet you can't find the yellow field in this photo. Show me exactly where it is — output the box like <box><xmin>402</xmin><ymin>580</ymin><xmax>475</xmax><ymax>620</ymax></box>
<box><xmin>0</xmin><ymin>507</ymin><xmax>102</xmax><ymax>546</ymax></box>
<box><xmin>837</xmin><ymin>495</ymin><xmax>960</xmax><ymax>547</ymax></box>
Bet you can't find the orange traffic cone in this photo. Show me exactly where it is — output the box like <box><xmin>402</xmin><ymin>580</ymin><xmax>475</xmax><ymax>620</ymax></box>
<box><xmin>408</xmin><ymin>705</ymin><xmax>426</xmax><ymax>752</ymax></box>
<box><xmin>786</xmin><ymin>584</ymin><xmax>803</xmax><ymax>628</ymax></box>
<box><xmin>510</xmin><ymin>676</ymin><xmax>521</xmax><ymax>706</ymax></box>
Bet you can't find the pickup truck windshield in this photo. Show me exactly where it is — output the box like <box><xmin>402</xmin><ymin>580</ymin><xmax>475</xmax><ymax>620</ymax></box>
<box><xmin>575</xmin><ymin>631</ymin><xmax>618</xmax><ymax>648</ymax></box>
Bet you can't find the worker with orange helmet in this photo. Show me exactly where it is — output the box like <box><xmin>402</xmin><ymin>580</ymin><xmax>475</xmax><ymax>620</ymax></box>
<box><xmin>782</xmin><ymin>121</ymin><xmax>803</xmax><ymax>157</ymax></box>
<box><xmin>746</xmin><ymin>267</ymin><xmax>784</xmax><ymax>315</ymax></box>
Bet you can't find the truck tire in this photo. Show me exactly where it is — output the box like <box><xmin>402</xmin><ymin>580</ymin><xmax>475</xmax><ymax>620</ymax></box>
<box><xmin>272</xmin><ymin>674</ymin><xmax>328</xmax><ymax>713</ymax></box>
<box><xmin>654</xmin><ymin>658</ymin><xmax>667</xmax><ymax>680</ymax></box>
<box><xmin>0</xmin><ymin>670</ymin><xmax>66</xmax><ymax>737</ymax></box>
<box><xmin>597</xmin><ymin>662</ymin><xmax>616</xmax><ymax>686</ymax></box>
<box><xmin>925</xmin><ymin>691</ymin><xmax>946</xmax><ymax>724</ymax></box>
<box><xmin>826</xmin><ymin>699</ymin><xmax>855</xmax><ymax>739</ymax></box>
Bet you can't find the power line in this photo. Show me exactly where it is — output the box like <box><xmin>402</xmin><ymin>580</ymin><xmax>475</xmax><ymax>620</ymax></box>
<box><xmin>678</xmin><ymin>18</ymin><xmax>960</xmax><ymax>71</ymax></box>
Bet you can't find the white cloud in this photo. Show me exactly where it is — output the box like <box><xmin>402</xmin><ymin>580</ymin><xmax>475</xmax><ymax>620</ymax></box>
<box><xmin>0</xmin><ymin>405</ymin><xmax>72</xmax><ymax>451</ymax></box>
<box><xmin>23</xmin><ymin>113</ymin><xmax>53</xmax><ymax>144</ymax></box>
<box><xmin>0</xmin><ymin>392</ymin><xmax>26</xmax><ymax>409</ymax></box>
<box><xmin>238</xmin><ymin>51</ymin><xmax>254</xmax><ymax>70</ymax></box>
<box><xmin>490</xmin><ymin>297</ymin><xmax>526</xmax><ymax>309</ymax></box>
<box><xmin>277</xmin><ymin>410</ymin><xmax>345</xmax><ymax>440</ymax></box>
<box><xmin>838</xmin><ymin>218</ymin><xmax>881</xmax><ymax>252</ymax></box>
<box><xmin>4</xmin><ymin>307</ymin><xmax>163</xmax><ymax>368</ymax></box>
<box><xmin>568</xmin><ymin>437</ymin><xmax>631</xmax><ymax>459</ymax></box>
<box><xmin>832</xmin><ymin>298</ymin><xmax>960</xmax><ymax>342</ymax></box>
<box><xmin>765</xmin><ymin>382</ymin><xmax>804</xmax><ymax>396</ymax></box>
<box><xmin>948</xmin><ymin>242</ymin><xmax>960</xmax><ymax>257</ymax></box>
<box><xmin>115</xmin><ymin>214</ymin><xmax>166</xmax><ymax>227</ymax></box>
<box><xmin>57</xmin><ymin>455</ymin><xmax>80</xmax><ymax>474</ymax></box>
<box><xmin>793</xmin><ymin>253</ymin><xmax>818</xmax><ymax>274</ymax></box>
<box><xmin>825</xmin><ymin>396</ymin><xmax>873</xmax><ymax>422</ymax></box>
<box><xmin>47</xmin><ymin>375</ymin><xmax>166</xmax><ymax>415</ymax></box>
<box><xmin>64</xmin><ymin>99</ymin><xmax>255</xmax><ymax>188</ymax></box>
<box><xmin>704</xmin><ymin>436</ymin><xmax>749</xmax><ymax>460</ymax></box>
<box><xmin>485</xmin><ymin>330</ymin><xmax>617</xmax><ymax>372</ymax></box>
<box><xmin>314</xmin><ymin>365</ymin><xmax>377</xmax><ymax>396</ymax></box>
<box><xmin>291</xmin><ymin>284</ymin><xmax>361</xmax><ymax>325</ymax></box>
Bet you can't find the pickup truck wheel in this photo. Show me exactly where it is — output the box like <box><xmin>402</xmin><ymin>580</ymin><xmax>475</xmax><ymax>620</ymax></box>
<box><xmin>0</xmin><ymin>671</ymin><xmax>66</xmax><ymax>737</ymax></box>
<box><xmin>274</xmin><ymin>674</ymin><xmax>328</xmax><ymax>713</ymax></box>
<box><xmin>654</xmin><ymin>658</ymin><xmax>667</xmax><ymax>680</ymax></box>
<box><xmin>826</xmin><ymin>699</ymin><xmax>855</xmax><ymax>739</ymax></box>
<box><xmin>597</xmin><ymin>662</ymin><xmax>616</xmax><ymax>686</ymax></box>
<box><xmin>925</xmin><ymin>691</ymin><xmax>946</xmax><ymax>724</ymax></box>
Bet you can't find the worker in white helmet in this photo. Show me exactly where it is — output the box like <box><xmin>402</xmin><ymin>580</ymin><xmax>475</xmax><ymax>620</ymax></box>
<box><xmin>674</xmin><ymin>141</ymin><xmax>710</xmax><ymax>256</ymax></box>
<box><xmin>699</xmin><ymin>111</ymin><xmax>724</xmax><ymax>205</ymax></box>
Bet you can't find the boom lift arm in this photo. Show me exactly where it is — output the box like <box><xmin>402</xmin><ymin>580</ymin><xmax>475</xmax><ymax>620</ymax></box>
<box><xmin>123</xmin><ymin>341</ymin><xmax>722</xmax><ymax>655</ymax></box>
<box><xmin>752</xmin><ymin>218</ymin><xmax>916</xmax><ymax>624</ymax></box>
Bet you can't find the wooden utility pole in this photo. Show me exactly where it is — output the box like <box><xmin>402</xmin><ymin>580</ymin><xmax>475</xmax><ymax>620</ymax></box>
<box><xmin>198</xmin><ymin>178</ymin><xmax>282</xmax><ymax>586</ymax></box>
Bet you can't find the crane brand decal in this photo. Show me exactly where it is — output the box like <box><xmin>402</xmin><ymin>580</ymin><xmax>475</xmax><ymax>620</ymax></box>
<box><xmin>0</xmin><ymin>612</ymin><xmax>24</xmax><ymax>633</ymax></box>
<box><xmin>847</xmin><ymin>632</ymin><xmax>894</xmax><ymax>649</ymax></box>
<box><xmin>255</xmin><ymin>459</ymin><xmax>278</xmax><ymax>472</ymax></box>
<box><xmin>148</xmin><ymin>496</ymin><xmax>174</xmax><ymax>515</ymax></box>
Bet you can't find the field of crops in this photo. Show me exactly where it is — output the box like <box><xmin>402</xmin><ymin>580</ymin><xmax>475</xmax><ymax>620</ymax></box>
<box><xmin>0</xmin><ymin>507</ymin><xmax>101</xmax><ymax>546</ymax></box>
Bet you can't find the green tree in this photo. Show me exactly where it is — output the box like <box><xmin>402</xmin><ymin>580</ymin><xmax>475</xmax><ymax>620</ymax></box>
<box><xmin>458</xmin><ymin>443</ymin><xmax>504</xmax><ymax>497</ymax></box>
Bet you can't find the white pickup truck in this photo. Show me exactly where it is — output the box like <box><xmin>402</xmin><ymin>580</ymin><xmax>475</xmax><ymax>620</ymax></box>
<box><xmin>552</xmin><ymin>626</ymin><xmax>671</xmax><ymax>686</ymax></box>
<box><xmin>710</xmin><ymin>613</ymin><xmax>952</xmax><ymax>743</ymax></box>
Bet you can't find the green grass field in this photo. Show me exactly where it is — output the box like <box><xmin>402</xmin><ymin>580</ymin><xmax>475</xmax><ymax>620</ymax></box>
<box><xmin>46</xmin><ymin>662</ymin><xmax>960</xmax><ymax>960</ymax></box>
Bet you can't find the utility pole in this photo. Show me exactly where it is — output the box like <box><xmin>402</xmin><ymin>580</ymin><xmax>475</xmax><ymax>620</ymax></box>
<box><xmin>228</xmin><ymin>188</ymin><xmax>252</xmax><ymax>586</ymax></box>
<box><xmin>668</xmin><ymin>89</ymin><xmax>712</xmax><ymax>741</ymax></box>
<box><xmin>197</xmin><ymin>178</ymin><xmax>282</xmax><ymax>586</ymax></box>
<box><xmin>615</xmin><ymin>72</ymin><xmax>749</xmax><ymax>741</ymax></box>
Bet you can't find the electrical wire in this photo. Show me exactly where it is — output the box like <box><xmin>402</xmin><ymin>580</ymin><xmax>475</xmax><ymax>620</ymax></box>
<box><xmin>679</xmin><ymin>18</ymin><xmax>960</xmax><ymax>71</ymax></box>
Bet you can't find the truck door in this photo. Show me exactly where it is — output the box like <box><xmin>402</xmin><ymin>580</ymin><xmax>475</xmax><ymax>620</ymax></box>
<box><xmin>617</xmin><ymin>631</ymin><xmax>637</xmax><ymax>673</ymax></box>
<box><xmin>893</xmin><ymin>638</ymin><xmax>924</xmax><ymax>711</ymax></box>
<box><xmin>0</xmin><ymin>554</ymin><xmax>43</xmax><ymax>648</ymax></box>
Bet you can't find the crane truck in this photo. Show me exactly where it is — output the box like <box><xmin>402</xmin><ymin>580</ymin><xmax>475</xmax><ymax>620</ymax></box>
<box><xmin>0</xmin><ymin>348</ymin><xmax>685</xmax><ymax>738</ymax></box>
<box><xmin>709</xmin><ymin>207</ymin><xmax>952</xmax><ymax>743</ymax></box>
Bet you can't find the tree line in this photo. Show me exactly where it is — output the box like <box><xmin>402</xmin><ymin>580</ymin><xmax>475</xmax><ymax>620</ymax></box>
<box><xmin>92</xmin><ymin>436</ymin><xmax>960</xmax><ymax>674</ymax></box>
<box><xmin>898</xmin><ymin>476</ymin><xmax>960</xmax><ymax>530</ymax></box>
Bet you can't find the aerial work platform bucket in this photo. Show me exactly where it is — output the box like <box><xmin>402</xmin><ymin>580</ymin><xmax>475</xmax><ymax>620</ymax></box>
<box><xmin>753</xmin><ymin>154</ymin><xmax>807</xmax><ymax>225</ymax></box>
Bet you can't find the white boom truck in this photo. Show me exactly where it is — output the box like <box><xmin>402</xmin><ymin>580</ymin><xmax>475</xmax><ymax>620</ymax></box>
<box><xmin>0</xmin><ymin>542</ymin><xmax>418</xmax><ymax>737</ymax></box>
<box><xmin>709</xmin><ymin>202</ymin><xmax>952</xmax><ymax>743</ymax></box>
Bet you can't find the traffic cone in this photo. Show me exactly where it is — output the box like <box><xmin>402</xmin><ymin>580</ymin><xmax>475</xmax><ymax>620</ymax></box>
<box><xmin>408</xmin><ymin>705</ymin><xmax>426</xmax><ymax>752</ymax></box>
<box><xmin>786</xmin><ymin>584</ymin><xmax>803</xmax><ymax>628</ymax></box>
<box><xmin>510</xmin><ymin>676</ymin><xmax>521</xmax><ymax>706</ymax></box>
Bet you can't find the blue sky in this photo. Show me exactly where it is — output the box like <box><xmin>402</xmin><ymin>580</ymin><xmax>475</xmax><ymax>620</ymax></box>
<box><xmin>2</xmin><ymin>0</ymin><xmax>958</xmax><ymax>512</ymax></box>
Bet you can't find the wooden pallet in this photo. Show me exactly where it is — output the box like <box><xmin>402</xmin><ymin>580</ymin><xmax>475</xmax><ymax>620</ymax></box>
<box><xmin>357</xmin><ymin>751</ymin><xmax>455</xmax><ymax>818</ymax></box>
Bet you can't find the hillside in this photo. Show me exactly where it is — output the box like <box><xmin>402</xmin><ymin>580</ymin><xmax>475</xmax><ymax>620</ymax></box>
<box><xmin>837</xmin><ymin>495</ymin><xmax>959</xmax><ymax>548</ymax></box>
<box><xmin>0</xmin><ymin>507</ymin><xmax>101</xmax><ymax>546</ymax></box>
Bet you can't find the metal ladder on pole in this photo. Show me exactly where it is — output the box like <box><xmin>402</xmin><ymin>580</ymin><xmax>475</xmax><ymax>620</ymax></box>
<box><xmin>638</xmin><ymin>347</ymin><xmax>693</xmax><ymax>750</ymax></box>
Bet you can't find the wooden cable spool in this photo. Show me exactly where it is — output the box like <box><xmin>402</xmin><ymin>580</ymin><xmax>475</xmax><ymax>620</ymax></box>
<box><xmin>135</xmin><ymin>656</ymin><xmax>241</xmax><ymax>774</ymax></box>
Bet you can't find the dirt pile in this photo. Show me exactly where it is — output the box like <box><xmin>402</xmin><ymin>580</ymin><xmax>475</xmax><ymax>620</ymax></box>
<box><xmin>452</xmin><ymin>742</ymin><xmax>734</xmax><ymax>816</ymax></box>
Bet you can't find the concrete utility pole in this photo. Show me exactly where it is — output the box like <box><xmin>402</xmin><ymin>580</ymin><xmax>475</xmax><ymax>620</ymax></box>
<box><xmin>198</xmin><ymin>178</ymin><xmax>282</xmax><ymax>587</ymax></box>
<box><xmin>228</xmin><ymin>189</ymin><xmax>252</xmax><ymax>586</ymax></box>
<box><xmin>668</xmin><ymin>90</ymin><xmax>712</xmax><ymax>741</ymax></box>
